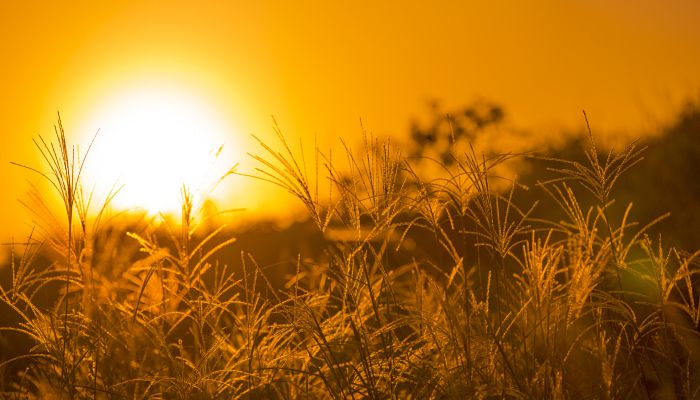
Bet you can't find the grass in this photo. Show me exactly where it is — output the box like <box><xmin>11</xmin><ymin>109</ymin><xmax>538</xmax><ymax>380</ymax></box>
<box><xmin>1</xmin><ymin>114</ymin><xmax>699</xmax><ymax>399</ymax></box>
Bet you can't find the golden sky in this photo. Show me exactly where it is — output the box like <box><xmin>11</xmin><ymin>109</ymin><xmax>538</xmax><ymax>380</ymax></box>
<box><xmin>1</xmin><ymin>1</ymin><xmax>699</xmax><ymax>240</ymax></box>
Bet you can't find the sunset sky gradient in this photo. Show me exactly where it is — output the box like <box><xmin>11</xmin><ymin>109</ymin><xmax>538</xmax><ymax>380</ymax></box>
<box><xmin>1</xmin><ymin>0</ymin><xmax>699</xmax><ymax>237</ymax></box>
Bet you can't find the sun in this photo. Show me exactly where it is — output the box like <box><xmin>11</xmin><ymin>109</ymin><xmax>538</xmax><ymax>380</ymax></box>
<box><xmin>77</xmin><ymin>84</ymin><xmax>241</xmax><ymax>215</ymax></box>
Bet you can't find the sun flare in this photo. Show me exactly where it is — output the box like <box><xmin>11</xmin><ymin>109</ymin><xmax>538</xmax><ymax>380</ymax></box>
<box><xmin>78</xmin><ymin>85</ymin><xmax>241</xmax><ymax>215</ymax></box>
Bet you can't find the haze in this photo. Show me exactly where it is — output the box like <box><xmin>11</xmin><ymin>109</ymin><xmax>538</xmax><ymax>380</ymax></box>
<box><xmin>1</xmin><ymin>0</ymin><xmax>699</xmax><ymax>239</ymax></box>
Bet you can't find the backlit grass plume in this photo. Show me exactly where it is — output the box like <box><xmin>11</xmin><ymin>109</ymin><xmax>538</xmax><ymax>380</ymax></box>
<box><xmin>1</xmin><ymin>114</ymin><xmax>699</xmax><ymax>399</ymax></box>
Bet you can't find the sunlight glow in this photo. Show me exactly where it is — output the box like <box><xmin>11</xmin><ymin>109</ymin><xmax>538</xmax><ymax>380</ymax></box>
<box><xmin>78</xmin><ymin>85</ymin><xmax>241</xmax><ymax>215</ymax></box>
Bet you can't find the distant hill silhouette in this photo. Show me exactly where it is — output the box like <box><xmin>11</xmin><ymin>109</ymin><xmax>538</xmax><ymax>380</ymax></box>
<box><xmin>408</xmin><ymin>99</ymin><xmax>700</xmax><ymax>252</ymax></box>
<box><xmin>515</xmin><ymin>103</ymin><xmax>700</xmax><ymax>252</ymax></box>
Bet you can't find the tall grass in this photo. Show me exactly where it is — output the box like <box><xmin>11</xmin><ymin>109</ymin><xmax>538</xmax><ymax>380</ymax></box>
<box><xmin>1</xmin><ymin>115</ymin><xmax>699</xmax><ymax>399</ymax></box>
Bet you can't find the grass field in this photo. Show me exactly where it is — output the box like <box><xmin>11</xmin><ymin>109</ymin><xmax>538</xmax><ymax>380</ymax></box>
<box><xmin>1</xmin><ymin>114</ymin><xmax>699</xmax><ymax>399</ymax></box>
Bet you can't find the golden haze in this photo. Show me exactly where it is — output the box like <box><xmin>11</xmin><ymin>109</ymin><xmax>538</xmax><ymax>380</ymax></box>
<box><xmin>1</xmin><ymin>0</ymin><xmax>699</xmax><ymax>238</ymax></box>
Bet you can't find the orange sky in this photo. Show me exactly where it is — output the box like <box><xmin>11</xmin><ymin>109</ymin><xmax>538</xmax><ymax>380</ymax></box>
<box><xmin>1</xmin><ymin>1</ymin><xmax>699</xmax><ymax>241</ymax></box>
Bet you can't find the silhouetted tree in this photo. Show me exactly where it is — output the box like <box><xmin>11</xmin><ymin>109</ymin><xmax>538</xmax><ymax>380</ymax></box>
<box><xmin>409</xmin><ymin>99</ymin><xmax>504</xmax><ymax>165</ymax></box>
